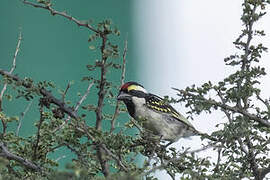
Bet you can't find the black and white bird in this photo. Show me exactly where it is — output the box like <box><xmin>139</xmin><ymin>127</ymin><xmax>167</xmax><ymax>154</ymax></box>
<box><xmin>117</xmin><ymin>81</ymin><xmax>200</xmax><ymax>143</ymax></box>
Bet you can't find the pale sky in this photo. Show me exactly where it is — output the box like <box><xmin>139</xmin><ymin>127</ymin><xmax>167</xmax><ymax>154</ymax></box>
<box><xmin>133</xmin><ymin>0</ymin><xmax>270</xmax><ymax>179</ymax></box>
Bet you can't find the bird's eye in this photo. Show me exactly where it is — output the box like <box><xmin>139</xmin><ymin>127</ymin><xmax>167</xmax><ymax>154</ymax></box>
<box><xmin>122</xmin><ymin>89</ymin><xmax>128</xmax><ymax>93</ymax></box>
<box><xmin>129</xmin><ymin>90</ymin><xmax>146</xmax><ymax>98</ymax></box>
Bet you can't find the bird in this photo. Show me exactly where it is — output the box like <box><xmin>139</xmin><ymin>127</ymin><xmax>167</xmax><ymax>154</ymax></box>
<box><xmin>117</xmin><ymin>81</ymin><xmax>199</xmax><ymax>144</ymax></box>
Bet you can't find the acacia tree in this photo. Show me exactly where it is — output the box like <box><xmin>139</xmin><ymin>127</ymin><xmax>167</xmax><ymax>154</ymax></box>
<box><xmin>1</xmin><ymin>0</ymin><xmax>270</xmax><ymax>180</ymax></box>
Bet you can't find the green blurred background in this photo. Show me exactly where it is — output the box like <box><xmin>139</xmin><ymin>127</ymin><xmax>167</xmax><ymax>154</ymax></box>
<box><xmin>0</xmin><ymin>0</ymin><xmax>137</xmax><ymax>169</ymax></box>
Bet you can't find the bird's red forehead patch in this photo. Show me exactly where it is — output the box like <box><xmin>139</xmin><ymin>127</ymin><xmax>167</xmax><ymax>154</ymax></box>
<box><xmin>120</xmin><ymin>82</ymin><xmax>131</xmax><ymax>90</ymax></box>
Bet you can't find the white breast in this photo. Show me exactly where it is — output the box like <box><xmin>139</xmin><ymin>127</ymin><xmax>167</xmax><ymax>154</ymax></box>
<box><xmin>131</xmin><ymin>96</ymin><xmax>193</xmax><ymax>142</ymax></box>
<box><xmin>131</xmin><ymin>97</ymin><xmax>173</xmax><ymax>137</ymax></box>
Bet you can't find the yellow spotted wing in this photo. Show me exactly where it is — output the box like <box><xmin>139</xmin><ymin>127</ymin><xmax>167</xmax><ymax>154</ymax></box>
<box><xmin>145</xmin><ymin>94</ymin><xmax>194</xmax><ymax>128</ymax></box>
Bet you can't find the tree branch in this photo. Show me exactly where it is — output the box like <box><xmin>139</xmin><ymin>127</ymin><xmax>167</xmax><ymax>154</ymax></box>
<box><xmin>0</xmin><ymin>69</ymin><xmax>78</xmax><ymax>119</ymax></box>
<box><xmin>22</xmin><ymin>0</ymin><xmax>99</xmax><ymax>34</ymax></box>
<box><xmin>52</xmin><ymin>81</ymin><xmax>94</xmax><ymax>133</ymax></box>
<box><xmin>95</xmin><ymin>33</ymin><xmax>110</xmax><ymax>177</ymax></box>
<box><xmin>74</xmin><ymin>82</ymin><xmax>94</xmax><ymax>113</ymax></box>
<box><xmin>246</xmin><ymin>137</ymin><xmax>261</xmax><ymax>180</ymax></box>
<box><xmin>95</xmin><ymin>34</ymin><xmax>108</xmax><ymax>131</ymax></box>
<box><xmin>0</xmin><ymin>32</ymin><xmax>22</xmax><ymax>111</ymax></box>
<box><xmin>216</xmin><ymin>90</ymin><xmax>249</xmax><ymax>154</ymax></box>
<box><xmin>61</xmin><ymin>82</ymin><xmax>71</xmax><ymax>102</ymax></box>
<box><xmin>176</xmin><ymin>89</ymin><xmax>270</xmax><ymax>128</ymax></box>
<box><xmin>241</xmin><ymin>4</ymin><xmax>257</xmax><ymax>71</ymax></box>
<box><xmin>0</xmin><ymin>142</ymin><xmax>41</xmax><ymax>172</ymax></box>
<box><xmin>16</xmin><ymin>100</ymin><xmax>33</xmax><ymax>136</ymax></box>
<box><xmin>0</xmin><ymin>32</ymin><xmax>22</xmax><ymax>136</ymax></box>
<box><xmin>100</xmin><ymin>144</ymin><xmax>128</xmax><ymax>172</ymax></box>
<box><xmin>33</xmin><ymin>99</ymin><xmax>45</xmax><ymax>160</ymax></box>
<box><xmin>22</xmin><ymin>1</ymin><xmax>112</xmax><ymax>176</ymax></box>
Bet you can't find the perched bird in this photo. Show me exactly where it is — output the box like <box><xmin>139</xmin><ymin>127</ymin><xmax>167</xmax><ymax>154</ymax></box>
<box><xmin>117</xmin><ymin>81</ymin><xmax>199</xmax><ymax>143</ymax></box>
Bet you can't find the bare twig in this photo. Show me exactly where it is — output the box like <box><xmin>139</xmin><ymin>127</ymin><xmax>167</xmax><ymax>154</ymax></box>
<box><xmin>0</xmin><ymin>142</ymin><xmax>41</xmax><ymax>171</ymax></box>
<box><xmin>22</xmin><ymin>0</ymin><xmax>99</xmax><ymax>34</ymax></box>
<box><xmin>130</xmin><ymin>117</ymin><xmax>143</xmax><ymax>134</ymax></box>
<box><xmin>0</xmin><ymin>69</ymin><xmax>78</xmax><ymax>119</ymax></box>
<box><xmin>110</xmin><ymin>40</ymin><xmax>128</xmax><ymax>133</ymax></box>
<box><xmin>100</xmin><ymin>144</ymin><xmax>128</xmax><ymax>172</ymax></box>
<box><xmin>256</xmin><ymin>93</ymin><xmax>270</xmax><ymax>114</ymax></box>
<box><xmin>0</xmin><ymin>32</ymin><xmax>22</xmax><ymax>136</ymax></box>
<box><xmin>62</xmin><ymin>82</ymin><xmax>71</xmax><ymax>102</ymax></box>
<box><xmin>52</xmin><ymin>81</ymin><xmax>94</xmax><ymax>133</ymax></box>
<box><xmin>74</xmin><ymin>82</ymin><xmax>94</xmax><ymax>112</ymax></box>
<box><xmin>16</xmin><ymin>100</ymin><xmax>33</xmax><ymax>136</ymax></box>
<box><xmin>0</xmin><ymin>32</ymin><xmax>22</xmax><ymax>109</ymax></box>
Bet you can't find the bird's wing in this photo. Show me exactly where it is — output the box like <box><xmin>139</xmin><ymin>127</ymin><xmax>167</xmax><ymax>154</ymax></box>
<box><xmin>145</xmin><ymin>94</ymin><xmax>195</xmax><ymax>128</ymax></box>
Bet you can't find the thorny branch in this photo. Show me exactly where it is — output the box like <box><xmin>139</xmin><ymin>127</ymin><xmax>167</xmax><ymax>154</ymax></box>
<box><xmin>246</xmin><ymin>137</ymin><xmax>262</xmax><ymax>180</ymax></box>
<box><xmin>256</xmin><ymin>93</ymin><xmax>270</xmax><ymax>114</ymax></box>
<box><xmin>74</xmin><ymin>82</ymin><xmax>94</xmax><ymax>113</ymax></box>
<box><xmin>52</xmin><ymin>81</ymin><xmax>94</xmax><ymax>133</ymax></box>
<box><xmin>241</xmin><ymin>4</ymin><xmax>256</xmax><ymax>71</ymax></box>
<box><xmin>213</xmin><ymin>146</ymin><xmax>222</xmax><ymax>173</ymax></box>
<box><xmin>95</xmin><ymin>33</ymin><xmax>110</xmax><ymax>177</ymax></box>
<box><xmin>61</xmin><ymin>82</ymin><xmax>71</xmax><ymax>102</ymax></box>
<box><xmin>22</xmin><ymin>0</ymin><xmax>112</xmax><ymax>177</ymax></box>
<box><xmin>22</xmin><ymin>0</ymin><xmax>99</xmax><ymax>34</ymax></box>
<box><xmin>216</xmin><ymin>90</ymin><xmax>248</xmax><ymax>154</ymax></box>
<box><xmin>16</xmin><ymin>100</ymin><xmax>33</xmax><ymax>136</ymax></box>
<box><xmin>176</xmin><ymin>88</ymin><xmax>270</xmax><ymax>128</ymax></box>
<box><xmin>234</xmin><ymin>3</ymin><xmax>270</xmax><ymax>179</ymax></box>
<box><xmin>0</xmin><ymin>69</ymin><xmax>78</xmax><ymax>119</ymax></box>
<box><xmin>0</xmin><ymin>143</ymin><xmax>41</xmax><ymax>172</ymax></box>
<box><xmin>95</xmin><ymin>34</ymin><xmax>108</xmax><ymax>131</ymax></box>
<box><xmin>0</xmin><ymin>0</ymin><xmax>266</xmax><ymax>179</ymax></box>
<box><xmin>0</xmin><ymin>32</ymin><xmax>22</xmax><ymax>110</ymax></box>
<box><xmin>77</xmin><ymin>123</ymin><xmax>128</xmax><ymax>173</ymax></box>
<box><xmin>0</xmin><ymin>32</ymin><xmax>22</xmax><ymax>136</ymax></box>
<box><xmin>175</xmin><ymin>2</ymin><xmax>270</xmax><ymax>179</ymax></box>
<box><xmin>100</xmin><ymin>144</ymin><xmax>128</xmax><ymax>172</ymax></box>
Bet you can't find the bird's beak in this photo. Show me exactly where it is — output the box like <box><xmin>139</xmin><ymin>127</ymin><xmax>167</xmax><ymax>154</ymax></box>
<box><xmin>117</xmin><ymin>91</ymin><xmax>132</xmax><ymax>101</ymax></box>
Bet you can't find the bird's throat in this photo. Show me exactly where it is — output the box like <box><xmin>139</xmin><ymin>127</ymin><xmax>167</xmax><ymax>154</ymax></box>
<box><xmin>123</xmin><ymin>100</ymin><xmax>135</xmax><ymax>118</ymax></box>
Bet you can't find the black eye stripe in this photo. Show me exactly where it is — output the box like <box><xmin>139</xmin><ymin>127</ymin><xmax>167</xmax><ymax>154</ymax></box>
<box><xmin>122</xmin><ymin>89</ymin><xmax>128</xmax><ymax>93</ymax></box>
<box><xmin>129</xmin><ymin>90</ymin><xmax>146</xmax><ymax>98</ymax></box>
